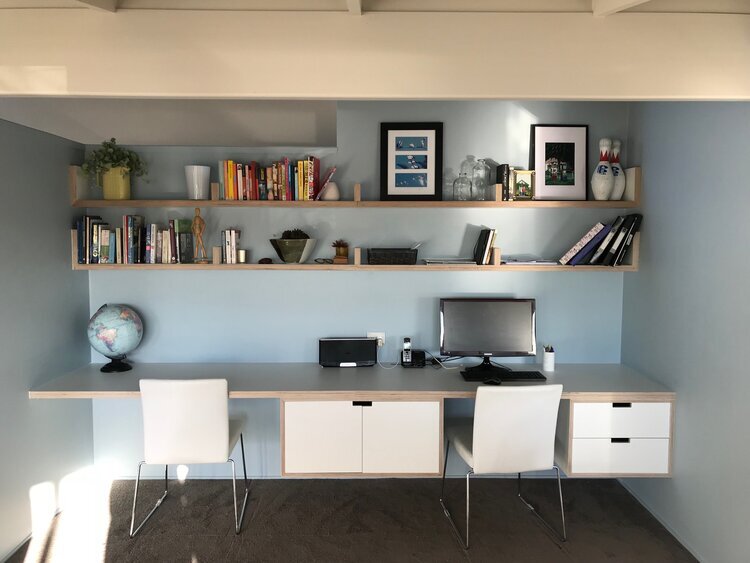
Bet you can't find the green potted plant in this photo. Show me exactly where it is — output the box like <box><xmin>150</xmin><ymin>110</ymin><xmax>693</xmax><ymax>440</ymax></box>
<box><xmin>82</xmin><ymin>138</ymin><xmax>147</xmax><ymax>200</ymax></box>
<box><xmin>270</xmin><ymin>228</ymin><xmax>317</xmax><ymax>264</ymax></box>
<box><xmin>332</xmin><ymin>239</ymin><xmax>349</xmax><ymax>263</ymax></box>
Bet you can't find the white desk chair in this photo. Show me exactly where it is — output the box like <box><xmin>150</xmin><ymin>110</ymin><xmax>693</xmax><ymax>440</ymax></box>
<box><xmin>440</xmin><ymin>384</ymin><xmax>565</xmax><ymax>549</ymax></box>
<box><xmin>130</xmin><ymin>379</ymin><xmax>250</xmax><ymax>538</ymax></box>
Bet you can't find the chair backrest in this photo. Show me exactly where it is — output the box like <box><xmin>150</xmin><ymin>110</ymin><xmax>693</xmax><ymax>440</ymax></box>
<box><xmin>139</xmin><ymin>379</ymin><xmax>230</xmax><ymax>465</ymax></box>
<box><xmin>472</xmin><ymin>384</ymin><xmax>563</xmax><ymax>474</ymax></box>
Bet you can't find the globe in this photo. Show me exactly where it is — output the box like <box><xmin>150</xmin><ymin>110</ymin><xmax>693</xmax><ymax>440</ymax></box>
<box><xmin>87</xmin><ymin>304</ymin><xmax>144</xmax><ymax>372</ymax></box>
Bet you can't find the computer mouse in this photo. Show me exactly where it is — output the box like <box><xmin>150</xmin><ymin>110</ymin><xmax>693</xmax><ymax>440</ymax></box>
<box><xmin>483</xmin><ymin>377</ymin><xmax>502</xmax><ymax>385</ymax></box>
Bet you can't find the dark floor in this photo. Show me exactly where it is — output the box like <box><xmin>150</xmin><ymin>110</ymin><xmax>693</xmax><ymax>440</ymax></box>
<box><xmin>10</xmin><ymin>478</ymin><xmax>695</xmax><ymax>563</ymax></box>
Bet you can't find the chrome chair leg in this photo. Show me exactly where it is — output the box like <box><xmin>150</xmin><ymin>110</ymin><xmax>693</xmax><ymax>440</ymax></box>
<box><xmin>129</xmin><ymin>462</ymin><xmax>168</xmax><ymax>538</ymax></box>
<box><xmin>517</xmin><ymin>466</ymin><xmax>567</xmax><ymax>542</ymax></box>
<box><xmin>230</xmin><ymin>433</ymin><xmax>250</xmax><ymax>534</ymax></box>
<box><xmin>439</xmin><ymin>441</ymin><xmax>471</xmax><ymax>550</ymax></box>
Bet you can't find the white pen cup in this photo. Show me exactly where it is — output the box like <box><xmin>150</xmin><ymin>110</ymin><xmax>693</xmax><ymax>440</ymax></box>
<box><xmin>543</xmin><ymin>351</ymin><xmax>555</xmax><ymax>372</ymax></box>
<box><xmin>185</xmin><ymin>165</ymin><xmax>211</xmax><ymax>200</ymax></box>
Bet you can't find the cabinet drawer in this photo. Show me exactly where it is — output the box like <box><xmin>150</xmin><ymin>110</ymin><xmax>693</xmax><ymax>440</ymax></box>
<box><xmin>573</xmin><ymin>402</ymin><xmax>671</xmax><ymax>438</ymax></box>
<box><xmin>571</xmin><ymin>438</ymin><xmax>670</xmax><ymax>475</ymax></box>
<box><xmin>284</xmin><ymin>401</ymin><xmax>362</xmax><ymax>474</ymax></box>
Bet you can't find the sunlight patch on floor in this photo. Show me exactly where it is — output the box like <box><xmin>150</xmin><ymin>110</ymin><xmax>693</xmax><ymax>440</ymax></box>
<box><xmin>24</xmin><ymin>465</ymin><xmax>114</xmax><ymax>563</ymax></box>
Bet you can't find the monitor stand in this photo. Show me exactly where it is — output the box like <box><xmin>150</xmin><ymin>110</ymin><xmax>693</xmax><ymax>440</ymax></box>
<box><xmin>461</xmin><ymin>357</ymin><xmax>512</xmax><ymax>382</ymax></box>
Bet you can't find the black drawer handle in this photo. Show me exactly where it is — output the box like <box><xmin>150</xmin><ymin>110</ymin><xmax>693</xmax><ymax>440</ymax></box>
<box><xmin>352</xmin><ymin>401</ymin><xmax>372</xmax><ymax>407</ymax></box>
<box><xmin>611</xmin><ymin>438</ymin><xmax>631</xmax><ymax>444</ymax></box>
<box><xmin>613</xmin><ymin>402</ymin><xmax>632</xmax><ymax>408</ymax></box>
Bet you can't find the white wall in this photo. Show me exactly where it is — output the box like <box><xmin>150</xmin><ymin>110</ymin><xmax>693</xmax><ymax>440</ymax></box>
<box><xmin>0</xmin><ymin>10</ymin><xmax>749</xmax><ymax>99</ymax></box>
<box><xmin>0</xmin><ymin>120</ymin><xmax>92</xmax><ymax>559</ymax></box>
<box><xmin>621</xmin><ymin>102</ymin><xmax>750</xmax><ymax>563</ymax></box>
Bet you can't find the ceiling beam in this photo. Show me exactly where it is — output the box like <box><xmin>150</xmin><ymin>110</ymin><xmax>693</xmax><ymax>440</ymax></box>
<box><xmin>347</xmin><ymin>0</ymin><xmax>362</xmax><ymax>16</ymax></box>
<box><xmin>592</xmin><ymin>0</ymin><xmax>651</xmax><ymax>17</ymax></box>
<box><xmin>74</xmin><ymin>0</ymin><xmax>118</xmax><ymax>12</ymax></box>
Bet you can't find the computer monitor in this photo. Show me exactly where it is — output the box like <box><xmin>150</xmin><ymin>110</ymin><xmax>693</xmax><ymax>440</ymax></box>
<box><xmin>439</xmin><ymin>298</ymin><xmax>536</xmax><ymax>378</ymax></box>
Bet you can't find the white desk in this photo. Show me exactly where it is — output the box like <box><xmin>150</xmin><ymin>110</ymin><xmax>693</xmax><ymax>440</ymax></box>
<box><xmin>30</xmin><ymin>363</ymin><xmax>675</xmax><ymax>478</ymax></box>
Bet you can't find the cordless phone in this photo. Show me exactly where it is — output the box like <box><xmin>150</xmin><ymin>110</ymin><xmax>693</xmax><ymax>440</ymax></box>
<box><xmin>401</xmin><ymin>338</ymin><xmax>412</xmax><ymax>366</ymax></box>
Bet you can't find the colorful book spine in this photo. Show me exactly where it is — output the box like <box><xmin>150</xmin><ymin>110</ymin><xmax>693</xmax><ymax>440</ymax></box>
<box><xmin>569</xmin><ymin>225</ymin><xmax>612</xmax><ymax>266</ymax></box>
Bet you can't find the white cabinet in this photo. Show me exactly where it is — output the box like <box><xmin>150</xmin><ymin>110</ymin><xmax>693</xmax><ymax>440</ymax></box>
<box><xmin>283</xmin><ymin>401</ymin><xmax>363</xmax><ymax>474</ymax></box>
<box><xmin>283</xmin><ymin>400</ymin><xmax>442</xmax><ymax>476</ymax></box>
<box><xmin>556</xmin><ymin>400</ymin><xmax>673</xmax><ymax>477</ymax></box>
<box><xmin>362</xmin><ymin>401</ymin><xmax>440</xmax><ymax>473</ymax></box>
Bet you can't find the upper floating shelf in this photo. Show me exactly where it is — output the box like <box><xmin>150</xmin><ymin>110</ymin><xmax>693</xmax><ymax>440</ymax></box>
<box><xmin>70</xmin><ymin>167</ymin><xmax>642</xmax><ymax>210</ymax></box>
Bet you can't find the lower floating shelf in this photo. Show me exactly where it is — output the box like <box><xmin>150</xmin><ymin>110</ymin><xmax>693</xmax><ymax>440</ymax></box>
<box><xmin>72</xmin><ymin>262</ymin><xmax>637</xmax><ymax>272</ymax></box>
<box><xmin>71</xmin><ymin>233</ymin><xmax>639</xmax><ymax>272</ymax></box>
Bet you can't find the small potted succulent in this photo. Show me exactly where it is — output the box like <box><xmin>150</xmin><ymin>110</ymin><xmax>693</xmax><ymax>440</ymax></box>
<box><xmin>82</xmin><ymin>138</ymin><xmax>147</xmax><ymax>200</ymax></box>
<box><xmin>270</xmin><ymin>228</ymin><xmax>317</xmax><ymax>264</ymax></box>
<box><xmin>332</xmin><ymin>239</ymin><xmax>349</xmax><ymax>260</ymax></box>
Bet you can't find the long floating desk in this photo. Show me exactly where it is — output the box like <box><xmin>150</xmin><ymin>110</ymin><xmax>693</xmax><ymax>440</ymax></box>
<box><xmin>29</xmin><ymin>363</ymin><xmax>675</xmax><ymax>478</ymax></box>
<box><xmin>29</xmin><ymin>362</ymin><xmax>673</xmax><ymax>402</ymax></box>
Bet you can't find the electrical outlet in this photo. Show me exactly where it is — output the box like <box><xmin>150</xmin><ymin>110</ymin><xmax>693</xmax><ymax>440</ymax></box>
<box><xmin>367</xmin><ymin>332</ymin><xmax>385</xmax><ymax>348</ymax></box>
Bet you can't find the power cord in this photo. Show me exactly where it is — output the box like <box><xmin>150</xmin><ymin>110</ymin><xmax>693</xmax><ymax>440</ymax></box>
<box><xmin>424</xmin><ymin>351</ymin><xmax>462</xmax><ymax>370</ymax></box>
<box><xmin>376</xmin><ymin>345</ymin><xmax>401</xmax><ymax>370</ymax></box>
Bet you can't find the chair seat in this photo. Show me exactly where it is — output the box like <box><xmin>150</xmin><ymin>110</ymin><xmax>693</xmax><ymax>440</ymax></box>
<box><xmin>228</xmin><ymin>417</ymin><xmax>244</xmax><ymax>454</ymax></box>
<box><xmin>445</xmin><ymin>419</ymin><xmax>474</xmax><ymax>469</ymax></box>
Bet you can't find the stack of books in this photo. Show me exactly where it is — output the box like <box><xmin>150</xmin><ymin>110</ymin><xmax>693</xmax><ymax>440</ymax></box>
<box><xmin>559</xmin><ymin>214</ymin><xmax>643</xmax><ymax>266</ymax></box>
<box><xmin>75</xmin><ymin>215</ymin><xmax>194</xmax><ymax>265</ymax></box>
<box><xmin>473</xmin><ymin>228</ymin><xmax>497</xmax><ymax>265</ymax></box>
<box><xmin>220</xmin><ymin>229</ymin><xmax>241</xmax><ymax>264</ymax></box>
<box><xmin>217</xmin><ymin>157</ymin><xmax>330</xmax><ymax>201</ymax></box>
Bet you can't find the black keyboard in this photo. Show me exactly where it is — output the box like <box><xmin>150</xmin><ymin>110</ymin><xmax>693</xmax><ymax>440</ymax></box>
<box><xmin>500</xmin><ymin>370</ymin><xmax>547</xmax><ymax>382</ymax></box>
<box><xmin>462</xmin><ymin>370</ymin><xmax>547</xmax><ymax>382</ymax></box>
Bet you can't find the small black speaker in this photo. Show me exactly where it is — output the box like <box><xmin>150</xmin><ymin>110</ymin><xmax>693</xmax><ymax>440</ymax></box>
<box><xmin>319</xmin><ymin>337</ymin><xmax>378</xmax><ymax>367</ymax></box>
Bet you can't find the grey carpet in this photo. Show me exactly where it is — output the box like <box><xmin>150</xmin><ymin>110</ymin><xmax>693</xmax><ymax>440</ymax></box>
<box><xmin>9</xmin><ymin>478</ymin><xmax>695</xmax><ymax>562</ymax></box>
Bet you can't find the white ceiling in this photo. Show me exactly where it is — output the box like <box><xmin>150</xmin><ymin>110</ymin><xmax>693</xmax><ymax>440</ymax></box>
<box><xmin>1</xmin><ymin>0</ymin><xmax>748</xmax><ymax>13</ymax></box>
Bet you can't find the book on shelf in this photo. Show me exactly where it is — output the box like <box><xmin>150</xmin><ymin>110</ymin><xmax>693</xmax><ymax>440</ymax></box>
<box><xmin>496</xmin><ymin>164</ymin><xmax>524</xmax><ymax>201</ymax></box>
<box><xmin>588</xmin><ymin>216</ymin><xmax>625</xmax><ymax>265</ymax></box>
<box><xmin>602</xmin><ymin>213</ymin><xmax>642</xmax><ymax>266</ymax></box>
<box><xmin>559</xmin><ymin>223</ymin><xmax>605</xmax><ymax>265</ymax></box>
<box><xmin>473</xmin><ymin>228</ymin><xmax>496</xmax><ymax>265</ymax></box>
<box><xmin>569</xmin><ymin>224</ymin><xmax>612</xmax><ymax>266</ymax></box>
<box><xmin>613</xmin><ymin>214</ymin><xmax>643</xmax><ymax>266</ymax></box>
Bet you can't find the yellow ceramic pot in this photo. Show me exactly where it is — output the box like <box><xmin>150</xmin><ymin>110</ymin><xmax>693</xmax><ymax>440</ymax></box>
<box><xmin>101</xmin><ymin>166</ymin><xmax>131</xmax><ymax>200</ymax></box>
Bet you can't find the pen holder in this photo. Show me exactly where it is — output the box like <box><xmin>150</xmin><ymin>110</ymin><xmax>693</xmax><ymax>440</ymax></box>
<box><xmin>543</xmin><ymin>351</ymin><xmax>555</xmax><ymax>372</ymax></box>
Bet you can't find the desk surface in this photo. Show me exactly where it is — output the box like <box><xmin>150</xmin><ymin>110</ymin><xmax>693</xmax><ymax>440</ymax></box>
<box><xmin>29</xmin><ymin>363</ymin><xmax>674</xmax><ymax>402</ymax></box>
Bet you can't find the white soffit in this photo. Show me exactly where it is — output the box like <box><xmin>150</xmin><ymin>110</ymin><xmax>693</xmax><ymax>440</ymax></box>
<box><xmin>0</xmin><ymin>98</ymin><xmax>338</xmax><ymax>146</ymax></box>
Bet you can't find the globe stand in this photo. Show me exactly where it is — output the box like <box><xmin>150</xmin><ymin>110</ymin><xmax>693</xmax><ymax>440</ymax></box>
<box><xmin>100</xmin><ymin>357</ymin><xmax>132</xmax><ymax>373</ymax></box>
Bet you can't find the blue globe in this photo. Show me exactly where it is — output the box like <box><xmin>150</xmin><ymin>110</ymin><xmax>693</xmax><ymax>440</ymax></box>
<box><xmin>87</xmin><ymin>304</ymin><xmax>143</xmax><ymax>372</ymax></box>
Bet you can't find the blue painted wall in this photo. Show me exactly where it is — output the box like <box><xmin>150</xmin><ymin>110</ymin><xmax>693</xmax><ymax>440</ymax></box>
<box><xmin>87</xmin><ymin>101</ymin><xmax>633</xmax><ymax>478</ymax></box>
<box><xmin>0</xmin><ymin>120</ymin><xmax>92</xmax><ymax>559</ymax></box>
<box><xmin>621</xmin><ymin>102</ymin><xmax>750</xmax><ymax>563</ymax></box>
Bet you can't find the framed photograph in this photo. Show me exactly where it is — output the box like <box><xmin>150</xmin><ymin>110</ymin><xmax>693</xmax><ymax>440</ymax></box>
<box><xmin>529</xmin><ymin>124</ymin><xmax>588</xmax><ymax>200</ymax></box>
<box><xmin>511</xmin><ymin>169</ymin><xmax>535</xmax><ymax>200</ymax></box>
<box><xmin>380</xmin><ymin>122</ymin><xmax>443</xmax><ymax>201</ymax></box>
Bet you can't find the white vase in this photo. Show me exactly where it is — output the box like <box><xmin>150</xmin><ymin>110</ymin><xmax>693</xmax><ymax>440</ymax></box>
<box><xmin>185</xmin><ymin>165</ymin><xmax>211</xmax><ymax>200</ymax></box>
<box><xmin>319</xmin><ymin>181</ymin><xmax>340</xmax><ymax>201</ymax></box>
<box><xmin>591</xmin><ymin>138</ymin><xmax>614</xmax><ymax>201</ymax></box>
<box><xmin>609</xmin><ymin>139</ymin><xmax>626</xmax><ymax>200</ymax></box>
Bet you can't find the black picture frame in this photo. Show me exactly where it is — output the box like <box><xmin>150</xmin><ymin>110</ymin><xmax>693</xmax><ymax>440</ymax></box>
<box><xmin>380</xmin><ymin>122</ymin><xmax>443</xmax><ymax>201</ymax></box>
<box><xmin>529</xmin><ymin>124</ymin><xmax>588</xmax><ymax>201</ymax></box>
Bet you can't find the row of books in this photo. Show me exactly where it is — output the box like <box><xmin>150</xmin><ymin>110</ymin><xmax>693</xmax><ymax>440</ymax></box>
<box><xmin>76</xmin><ymin>215</ymin><xmax>194</xmax><ymax>265</ymax></box>
<box><xmin>221</xmin><ymin>229</ymin><xmax>242</xmax><ymax>264</ymax></box>
<box><xmin>559</xmin><ymin>214</ymin><xmax>643</xmax><ymax>266</ymax></box>
<box><xmin>473</xmin><ymin>228</ymin><xmax>497</xmax><ymax>265</ymax></box>
<box><xmin>218</xmin><ymin>157</ymin><xmax>334</xmax><ymax>201</ymax></box>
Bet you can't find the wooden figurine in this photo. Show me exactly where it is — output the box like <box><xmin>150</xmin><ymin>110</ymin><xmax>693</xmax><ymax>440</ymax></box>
<box><xmin>192</xmin><ymin>207</ymin><xmax>209</xmax><ymax>263</ymax></box>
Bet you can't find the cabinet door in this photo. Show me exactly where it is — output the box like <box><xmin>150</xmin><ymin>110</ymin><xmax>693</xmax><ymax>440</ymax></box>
<box><xmin>362</xmin><ymin>401</ymin><xmax>441</xmax><ymax>474</ymax></box>
<box><xmin>283</xmin><ymin>401</ymin><xmax>362</xmax><ymax>474</ymax></box>
<box><xmin>571</xmin><ymin>438</ymin><xmax>670</xmax><ymax>475</ymax></box>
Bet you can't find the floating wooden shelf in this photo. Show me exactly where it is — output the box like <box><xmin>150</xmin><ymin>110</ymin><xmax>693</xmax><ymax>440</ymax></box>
<box><xmin>69</xmin><ymin>167</ymin><xmax>642</xmax><ymax>210</ymax></box>
<box><xmin>71</xmin><ymin>232</ymin><xmax>639</xmax><ymax>273</ymax></box>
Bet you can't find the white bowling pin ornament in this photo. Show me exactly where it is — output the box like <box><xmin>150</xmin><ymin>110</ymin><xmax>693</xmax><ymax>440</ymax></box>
<box><xmin>609</xmin><ymin>139</ymin><xmax>626</xmax><ymax>200</ymax></box>
<box><xmin>591</xmin><ymin>138</ymin><xmax>614</xmax><ymax>200</ymax></box>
